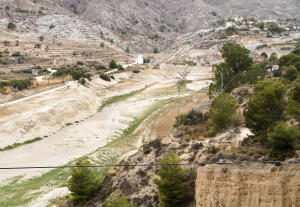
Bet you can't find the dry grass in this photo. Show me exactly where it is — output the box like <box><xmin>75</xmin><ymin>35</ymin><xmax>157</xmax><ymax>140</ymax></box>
<box><xmin>32</xmin><ymin>74</ymin><xmax>73</xmax><ymax>88</ymax></box>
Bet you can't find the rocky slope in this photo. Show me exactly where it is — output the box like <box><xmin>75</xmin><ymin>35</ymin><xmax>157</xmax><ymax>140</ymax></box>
<box><xmin>1</xmin><ymin>0</ymin><xmax>300</xmax><ymax>52</ymax></box>
<box><xmin>61</xmin><ymin>0</ymin><xmax>300</xmax><ymax>51</ymax></box>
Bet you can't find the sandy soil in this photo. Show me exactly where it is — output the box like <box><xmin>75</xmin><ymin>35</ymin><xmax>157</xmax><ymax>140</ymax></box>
<box><xmin>0</xmin><ymin>61</ymin><xmax>212</xmax><ymax>182</ymax></box>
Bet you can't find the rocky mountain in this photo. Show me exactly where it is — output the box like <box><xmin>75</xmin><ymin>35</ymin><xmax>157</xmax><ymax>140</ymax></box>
<box><xmin>61</xmin><ymin>0</ymin><xmax>300</xmax><ymax>51</ymax></box>
<box><xmin>1</xmin><ymin>0</ymin><xmax>300</xmax><ymax>53</ymax></box>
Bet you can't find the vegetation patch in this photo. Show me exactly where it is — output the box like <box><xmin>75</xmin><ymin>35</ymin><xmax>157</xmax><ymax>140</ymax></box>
<box><xmin>98</xmin><ymin>86</ymin><xmax>148</xmax><ymax>112</ymax></box>
<box><xmin>0</xmin><ymin>137</ymin><xmax>42</xmax><ymax>152</ymax></box>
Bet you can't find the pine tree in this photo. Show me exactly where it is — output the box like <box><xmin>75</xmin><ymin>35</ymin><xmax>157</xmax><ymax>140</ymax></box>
<box><xmin>67</xmin><ymin>159</ymin><xmax>101</xmax><ymax>204</ymax></box>
<box><xmin>154</xmin><ymin>152</ymin><xmax>191</xmax><ymax>207</ymax></box>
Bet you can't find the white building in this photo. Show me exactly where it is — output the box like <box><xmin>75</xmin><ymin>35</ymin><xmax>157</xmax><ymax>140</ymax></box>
<box><xmin>137</xmin><ymin>55</ymin><xmax>143</xmax><ymax>64</ymax></box>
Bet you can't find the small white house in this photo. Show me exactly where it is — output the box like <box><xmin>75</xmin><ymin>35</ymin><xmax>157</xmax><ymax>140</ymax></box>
<box><xmin>137</xmin><ymin>55</ymin><xmax>143</xmax><ymax>64</ymax></box>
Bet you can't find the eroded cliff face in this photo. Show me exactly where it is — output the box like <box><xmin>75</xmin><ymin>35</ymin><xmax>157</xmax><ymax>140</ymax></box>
<box><xmin>196</xmin><ymin>164</ymin><xmax>300</xmax><ymax>207</ymax></box>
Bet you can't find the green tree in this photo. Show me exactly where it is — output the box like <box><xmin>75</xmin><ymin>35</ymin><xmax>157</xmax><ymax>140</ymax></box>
<box><xmin>209</xmin><ymin>63</ymin><xmax>236</xmax><ymax>95</ymax></box>
<box><xmin>287</xmin><ymin>79</ymin><xmax>300</xmax><ymax>120</ymax></box>
<box><xmin>269</xmin><ymin>122</ymin><xmax>299</xmax><ymax>160</ymax></box>
<box><xmin>245</xmin><ymin>64</ymin><xmax>266</xmax><ymax>84</ymax></box>
<box><xmin>207</xmin><ymin>93</ymin><xmax>238</xmax><ymax>136</ymax></box>
<box><xmin>279</xmin><ymin>53</ymin><xmax>300</xmax><ymax>68</ymax></box>
<box><xmin>292</xmin><ymin>48</ymin><xmax>300</xmax><ymax>56</ymax></box>
<box><xmin>67</xmin><ymin>159</ymin><xmax>100</xmax><ymax>204</ymax></box>
<box><xmin>154</xmin><ymin>152</ymin><xmax>191</xmax><ymax>207</ymax></box>
<box><xmin>109</xmin><ymin>59</ymin><xmax>117</xmax><ymax>69</ymax></box>
<box><xmin>283</xmin><ymin>65</ymin><xmax>298</xmax><ymax>82</ymax></box>
<box><xmin>104</xmin><ymin>190</ymin><xmax>135</xmax><ymax>207</ymax></box>
<box><xmin>221</xmin><ymin>43</ymin><xmax>253</xmax><ymax>73</ymax></box>
<box><xmin>267</xmin><ymin>22</ymin><xmax>285</xmax><ymax>34</ymax></box>
<box><xmin>269</xmin><ymin>54</ymin><xmax>278</xmax><ymax>65</ymax></box>
<box><xmin>244</xmin><ymin>80</ymin><xmax>287</xmax><ymax>141</ymax></box>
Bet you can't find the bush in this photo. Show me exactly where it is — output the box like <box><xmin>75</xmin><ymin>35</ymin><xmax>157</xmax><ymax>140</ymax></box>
<box><xmin>143</xmin><ymin>58</ymin><xmax>150</xmax><ymax>64</ymax></box>
<box><xmin>34</xmin><ymin>43</ymin><xmax>41</xmax><ymax>49</ymax></box>
<box><xmin>153</xmin><ymin>152</ymin><xmax>192</xmax><ymax>207</ymax></box>
<box><xmin>269</xmin><ymin>122</ymin><xmax>299</xmax><ymax>160</ymax></box>
<box><xmin>9</xmin><ymin>79</ymin><xmax>32</xmax><ymax>91</ymax></box>
<box><xmin>99</xmin><ymin>73</ymin><xmax>111</xmax><ymax>81</ymax></box>
<box><xmin>79</xmin><ymin>77</ymin><xmax>86</xmax><ymax>85</ymax></box>
<box><xmin>174</xmin><ymin>110</ymin><xmax>205</xmax><ymax>127</ymax></box>
<box><xmin>67</xmin><ymin>159</ymin><xmax>100</xmax><ymax>204</ymax></box>
<box><xmin>7</xmin><ymin>22</ymin><xmax>16</xmax><ymax>30</ymax></box>
<box><xmin>133</xmin><ymin>69</ymin><xmax>140</xmax><ymax>73</ymax></box>
<box><xmin>173</xmin><ymin>114</ymin><xmax>188</xmax><ymax>128</ymax></box>
<box><xmin>53</xmin><ymin>66</ymin><xmax>90</xmax><ymax>80</ymax></box>
<box><xmin>207</xmin><ymin>93</ymin><xmax>238</xmax><ymax>136</ymax></box>
<box><xmin>109</xmin><ymin>59</ymin><xmax>117</xmax><ymax>69</ymax></box>
<box><xmin>104</xmin><ymin>190</ymin><xmax>135</xmax><ymax>207</ymax></box>
<box><xmin>96</xmin><ymin>65</ymin><xmax>106</xmax><ymax>70</ymax></box>
<box><xmin>153</xmin><ymin>48</ymin><xmax>159</xmax><ymax>54</ymax></box>
<box><xmin>12</xmin><ymin>52</ymin><xmax>21</xmax><ymax>57</ymax></box>
<box><xmin>39</xmin><ymin>36</ymin><xmax>44</xmax><ymax>41</ymax></box>
<box><xmin>245</xmin><ymin>80</ymin><xmax>286</xmax><ymax>141</ymax></box>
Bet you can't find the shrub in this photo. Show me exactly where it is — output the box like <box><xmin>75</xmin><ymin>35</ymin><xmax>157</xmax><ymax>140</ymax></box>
<box><xmin>12</xmin><ymin>52</ymin><xmax>21</xmax><ymax>57</ymax></box>
<box><xmin>173</xmin><ymin>114</ymin><xmax>188</xmax><ymax>128</ymax></box>
<box><xmin>133</xmin><ymin>69</ymin><xmax>140</xmax><ymax>73</ymax></box>
<box><xmin>225</xmin><ymin>26</ymin><xmax>239</xmax><ymax>35</ymax></box>
<box><xmin>96</xmin><ymin>65</ymin><xmax>106</xmax><ymax>70</ymax></box>
<box><xmin>79</xmin><ymin>77</ymin><xmax>86</xmax><ymax>85</ymax></box>
<box><xmin>245</xmin><ymin>80</ymin><xmax>286</xmax><ymax>142</ymax></box>
<box><xmin>34</xmin><ymin>43</ymin><xmax>41</xmax><ymax>49</ymax></box>
<box><xmin>109</xmin><ymin>59</ymin><xmax>117</xmax><ymax>69</ymax></box>
<box><xmin>99</xmin><ymin>73</ymin><xmax>111</xmax><ymax>81</ymax></box>
<box><xmin>7</xmin><ymin>22</ymin><xmax>16</xmax><ymax>30</ymax></box>
<box><xmin>117</xmin><ymin>64</ymin><xmax>124</xmax><ymax>71</ymax></box>
<box><xmin>207</xmin><ymin>93</ymin><xmax>238</xmax><ymax>136</ymax></box>
<box><xmin>39</xmin><ymin>36</ymin><xmax>44</xmax><ymax>41</ymax></box>
<box><xmin>100</xmin><ymin>42</ymin><xmax>105</xmax><ymax>47</ymax></box>
<box><xmin>3</xmin><ymin>40</ymin><xmax>10</xmax><ymax>46</ymax></box>
<box><xmin>53</xmin><ymin>66</ymin><xmax>90</xmax><ymax>80</ymax></box>
<box><xmin>125</xmin><ymin>47</ymin><xmax>130</xmax><ymax>53</ymax></box>
<box><xmin>153</xmin><ymin>152</ymin><xmax>192</xmax><ymax>207</ymax></box>
<box><xmin>67</xmin><ymin>159</ymin><xmax>100</xmax><ymax>204</ymax></box>
<box><xmin>143</xmin><ymin>58</ymin><xmax>150</xmax><ymax>64</ymax></box>
<box><xmin>153</xmin><ymin>48</ymin><xmax>159</xmax><ymax>54</ymax></box>
<box><xmin>104</xmin><ymin>190</ymin><xmax>135</xmax><ymax>207</ymax></box>
<box><xmin>269</xmin><ymin>122</ymin><xmax>299</xmax><ymax>160</ymax></box>
<box><xmin>76</xmin><ymin>61</ymin><xmax>84</xmax><ymax>66</ymax></box>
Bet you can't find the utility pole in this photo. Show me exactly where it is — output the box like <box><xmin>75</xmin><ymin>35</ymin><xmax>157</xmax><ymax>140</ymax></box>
<box><xmin>174</xmin><ymin>67</ymin><xmax>191</xmax><ymax>128</ymax></box>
